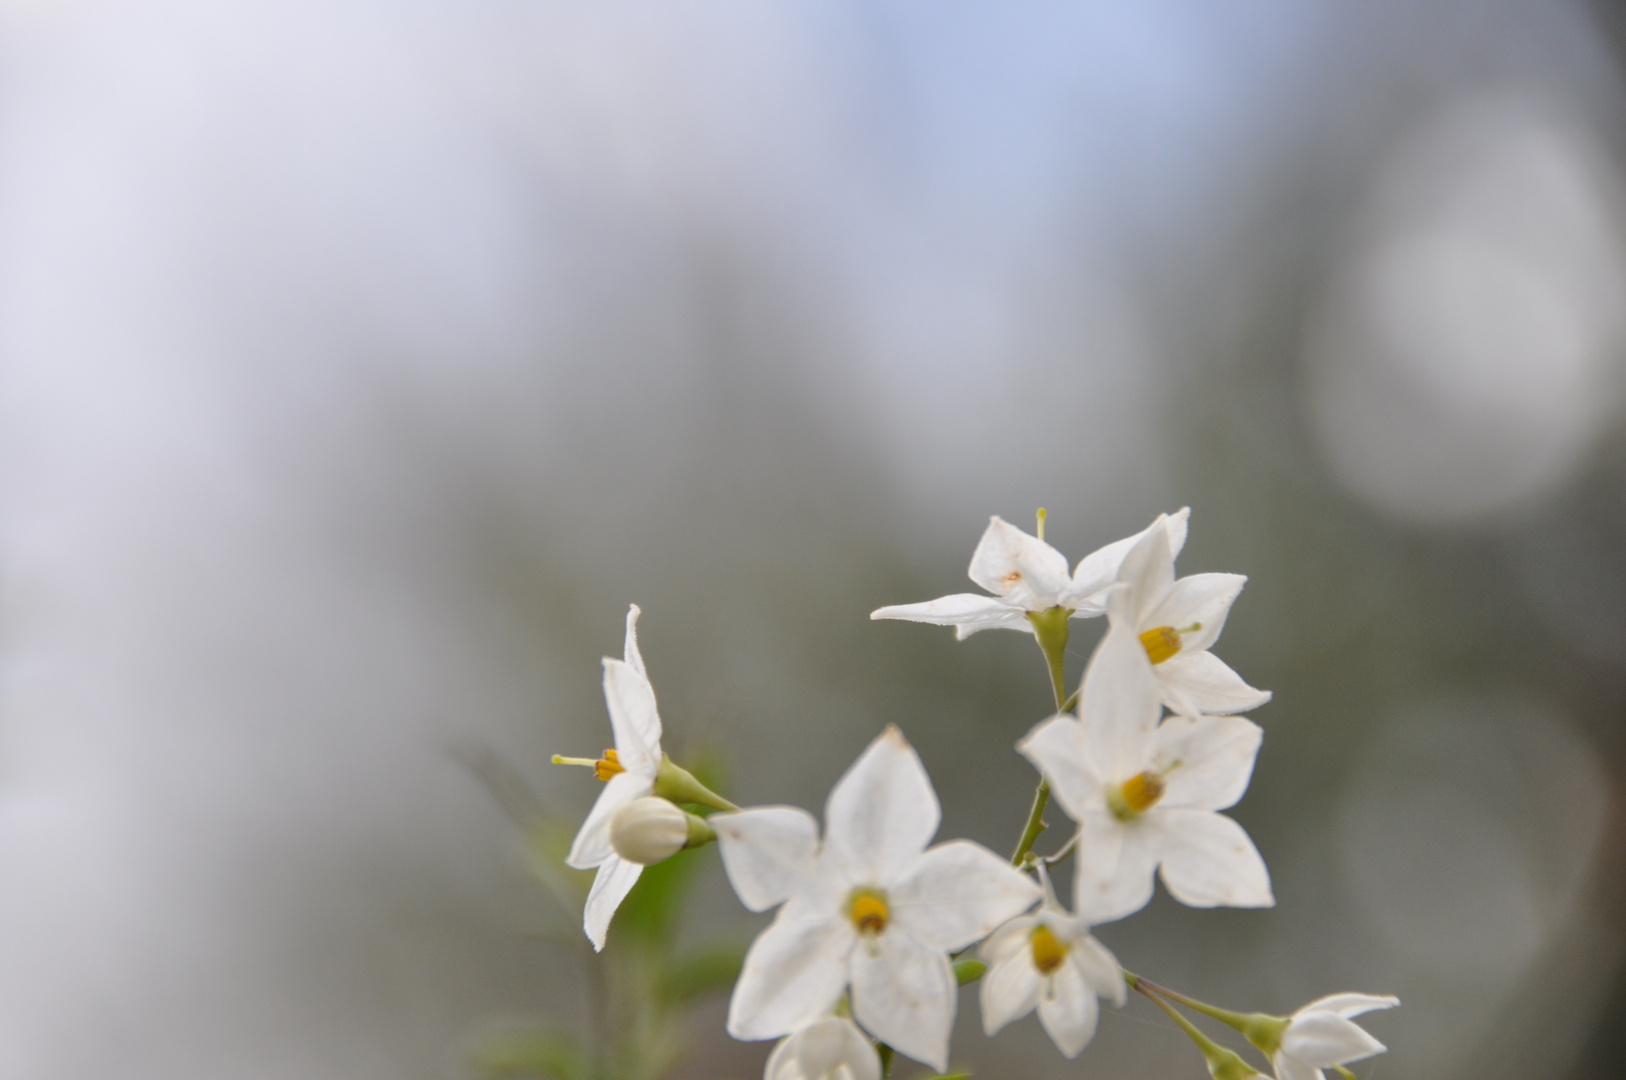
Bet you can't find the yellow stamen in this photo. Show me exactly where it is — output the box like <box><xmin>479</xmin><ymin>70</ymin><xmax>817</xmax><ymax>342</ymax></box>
<box><xmin>1030</xmin><ymin>924</ymin><xmax>1068</xmax><ymax>974</ymax></box>
<box><xmin>1036</xmin><ymin>507</ymin><xmax>1047</xmax><ymax>542</ymax></box>
<box><xmin>847</xmin><ymin>888</ymin><xmax>890</xmax><ymax>935</ymax></box>
<box><xmin>1139</xmin><ymin>622</ymin><xmax>1201</xmax><ymax>665</ymax></box>
<box><xmin>1111</xmin><ymin>770</ymin><xmax>1166</xmax><ymax>820</ymax></box>
<box><xmin>552</xmin><ymin>748</ymin><xmax>625</xmax><ymax>782</ymax></box>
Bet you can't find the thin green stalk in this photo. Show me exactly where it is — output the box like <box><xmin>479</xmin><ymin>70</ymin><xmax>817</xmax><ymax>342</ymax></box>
<box><xmin>1010</xmin><ymin>780</ymin><xmax>1050</xmax><ymax>865</ymax></box>
<box><xmin>1129</xmin><ymin>976</ymin><xmax>1258</xmax><ymax>1080</ymax></box>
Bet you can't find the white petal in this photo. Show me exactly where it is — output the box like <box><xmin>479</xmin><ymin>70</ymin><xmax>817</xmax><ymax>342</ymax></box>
<box><xmin>869</xmin><ymin>593</ymin><xmax>1029</xmax><ymax>634</ymax></box>
<box><xmin>978</xmin><ymin>950</ymin><xmax>1043</xmax><ymax>1035</ymax></box>
<box><xmin>1116</xmin><ymin>516</ymin><xmax>1177</xmax><ymax>624</ymax></box>
<box><xmin>713</xmin><ymin>806</ymin><xmax>825</xmax><ymax>913</ymax></box>
<box><xmin>1153</xmin><ymin>715</ymin><xmax>1263</xmax><ymax>812</ymax></box>
<box><xmin>1076</xmin><ymin>618</ymin><xmax>1163</xmax><ymax>777</ymax></box>
<box><xmin>1282</xmin><ymin>1013</ymin><xmax>1387</xmax><ymax>1067</ymax></box>
<box><xmin>1066</xmin><ymin>509</ymin><xmax>1188</xmax><ymax>612</ymax></box>
<box><xmin>1300</xmin><ymin>992</ymin><xmax>1400</xmax><ymax>1020</ymax></box>
<box><xmin>1016</xmin><ymin>714</ymin><xmax>1103</xmax><ymax>822</ymax></box>
<box><xmin>622</xmin><ymin>604</ymin><xmax>646</xmax><ymax>678</ymax></box>
<box><xmin>728</xmin><ymin>912</ymin><xmax>856</xmax><ymax>1040</ymax></box>
<box><xmin>1072</xmin><ymin>814</ymin><xmax>1159</xmax><ymax>924</ymax></box>
<box><xmin>582</xmin><ymin>857</ymin><xmax>642</xmax><ymax>952</ymax></box>
<box><xmin>1072</xmin><ymin>935</ymin><xmax>1127</xmax><ymax>1007</ymax></box>
<box><xmin>1273</xmin><ymin>1051</ymin><xmax>1325</xmax><ymax>1080</ymax></box>
<box><xmin>1156</xmin><ymin>650</ymin><xmax>1272</xmax><ymax>717</ymax></box>
<box><xmin>968</xmin><ymin>517</ymin><xmax>1071</xmax><ymax>608</ymax></box>
<box><xmin>765</xmin><ymin>1033</ymin><xmax>799</xmax><ymax>1080</ymax></box>
<box><xmin>890</xmin><ymin>840</ymin><xmax>1040</xmax><ymax>951</ymax></box>
<box><xmin>566</xmin><ymin>771</ymin><xmax>653</xmax><ymax>869</ymax></box>
<box><xmin>787</xmin><ymin>1017</ymin><xmax>882</xmax><ymax>1080</ymax></box>
<box><xmin>977</xmin><ymin>915</ymin><xmax>1038</xmax><ymax>967</ymax></box>
<box><xmin>1152</xmin><ymin>809</ymin><xmax>1274</xmax><ymax>909</ymax></box>
<box><xmin>602</xmin><ymin>658</ymin><xmax>662</xmax><ymax>774</ymax></box>
<box><xmin>824</xmin><ymin>726</ymin><xmax>939</xmax><ymax>887</ymax></box>
<box><xmin>850</xmin><ymin>925</ymin><xmax>957</xmax><ymax>1071</ymax></box>
<box><xmin>1142</xmin><ymin>573</ymin><xmax>1244</xmax><ymax>654</ymax></box>
<box><xmin>1037</xmin><ymin>959</ymin><xmax>1100</xmax><ymax>1058</ymax></box>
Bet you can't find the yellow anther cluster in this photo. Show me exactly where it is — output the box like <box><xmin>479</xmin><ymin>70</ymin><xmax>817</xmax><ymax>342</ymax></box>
<box><xmin>595</xmin><ymin>748</ymin><xmax>625</xmax><ymax>781</ymax></box>
<box><xmin>1110</xmin><ymin>770</ymin><xmax>1166</xmax><ymax>821</ymax></box>
<box><xmin>848</xmin><ymin>889</ymin><xmax>890</xmax><ymax>935</ymax></box>
<box><xmin>1139</xmin><ymin>626</ymin><xmax>1183</xmax><ymax>664</ymax></box>
<box><xmin>1029</xmin><ymin>924</ymin><xmax>1069</xmax><ymax>975</ymax></box>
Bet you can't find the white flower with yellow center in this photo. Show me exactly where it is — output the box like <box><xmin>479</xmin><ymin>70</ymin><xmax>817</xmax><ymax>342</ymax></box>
<box><xmin>1270</xmin><ymin>993</ymin><xmax>1399</xmax><ymax>1080</ymax></box>
<box><xmin>870</xmin><ymin>510</ymin><xmax>1189</xmax><ymax>639</ymax></box>
<box><xmin>978</xmin><ymin>870</ymin><xmax>1125</xmax><ymax>1058</ymax></box>
<box><xmin>556</xmin><ymin>605</ymin><xmax>665</xmax><ymax>951</ymax></box>
<box><xmin>1112</xmin><ymin>512</ymin><xmax>1270</xmax><ymax>717</ymax></box>
<box><xmin>764</xmin><ymin>1016</ymin><xmax>880</xmax><ymax>1080</ymax></box>
<box><xmin>711</xmin><ymin>726</ymin><xmax>1041</xmax><ymax>1072</ymax></box>
<box><xmin>1018</xmin><ymin>616</ymin><xmax>1273</xmax><ymax>923</ymax></box>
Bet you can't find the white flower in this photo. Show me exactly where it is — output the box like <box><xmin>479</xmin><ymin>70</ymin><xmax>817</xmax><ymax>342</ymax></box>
<box><xmin>1017</xmin><ymin>617</ymin><xmax>1273</xmax><ymax>923</ymax></box>
<box><xmin>1112</xmin><ymin>512</ymin><xmax>1270</xmax><ymax>716</ymax></box>
<box><xmin>561</xmin><ymin>604</ymin><xmax>664</xmax><ymax>951</ymax></box>
<box><xmin>764</xmin><ymin>1017</ymin><xmax>880</xmax><ymax>1080</ymax></box>
<box><xmin>978</xmin><ymin>870</ymin><xmax>1125</xmax><ymax>1058</ymax></box>
<box><xmin>711</xmin><ymin>726</ymin><xmax>1041</xmax><ymax>1072</ymax></box>
<box><xmin>870</xmin><ymin>511</ymin><xmax>1188</xmax><ymax>639</ymax></box>
<box><xmin>1273</xmin><ymin>993</ymin><xmax>1399</xmax><ymax>1080</ymax></box>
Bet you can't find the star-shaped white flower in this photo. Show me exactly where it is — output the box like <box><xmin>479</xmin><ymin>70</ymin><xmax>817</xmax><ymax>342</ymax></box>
<box><xmin>764</xmin><ymin>1016</ymin><xmax>880</xmax><ymax>1080</ymax></box>
<box><xmin>711</xmin><ymin>726</ymin><xmax>1041</xmax><ymax>1072</ymax></box>
<box><xmin>1112</xmin><ymin>513</ymin><xmax>1270</xmax><ymax>716</ymax></box>
<box><xmin>1272</xmin><ymin>993</ymin><xmax>1399</xmax><ymax>1080</ymax></box>
<box><xmin>870</xmin><ymin>510</ymin><xmax>1189</xmax><ymax>639</ymax></box>
<box><xmin>562</xmin><ymin>604</ymin><xmax>664</xmax><ymax>951</ymax></box>
<box><xmin>978</xmin><ymin>870</ymin><xmax>1125</xmax><ymax>1058</ymax></box>
<box><xmin>1018</xmin><ymin>617</ymin><xmax>1273</xmax><ymax>923</ymax></box>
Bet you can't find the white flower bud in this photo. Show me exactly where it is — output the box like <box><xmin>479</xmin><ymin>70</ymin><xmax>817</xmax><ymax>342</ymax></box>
<box><xmin>609</xmin><ymin>796</ymin><xmax>690</xmax><ymax>865</ymax></box>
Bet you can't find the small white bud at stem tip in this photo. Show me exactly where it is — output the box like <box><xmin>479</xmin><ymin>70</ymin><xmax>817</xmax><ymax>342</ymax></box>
<box><xmin>609</xmin><ymin>797</ymin><xmax>691</xmax><ymax>865</ymax></box>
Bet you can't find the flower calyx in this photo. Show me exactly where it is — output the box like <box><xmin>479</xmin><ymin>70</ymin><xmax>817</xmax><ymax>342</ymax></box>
<box><xmin>651</xmin><ymin>754</ymin><xmax>739</xmax><ymax>813</ymax></box>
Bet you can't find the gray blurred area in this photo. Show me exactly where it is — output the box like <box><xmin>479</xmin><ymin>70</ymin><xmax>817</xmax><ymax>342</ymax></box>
<box><xmin>0</xmin><ymin>0</ymin><xmax>1624</xmax><ymax>1078</ymax></box>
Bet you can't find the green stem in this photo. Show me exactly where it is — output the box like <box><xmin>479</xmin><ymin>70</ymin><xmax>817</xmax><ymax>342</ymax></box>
<box><xmin>1129</xmin><ymin>976</ymin><xmax>1258</xmax><ymax>1080</ymax></box>
<box><xmin>877</xmin><ymin>1042</ymin><xmax>895</xmax><ymax>1078</ymax></box>
<box><xmin>1133</xmin><ymin>977</ymin><xmax>1258</xmax><ymax>1031</ymax></box>
<box><xmin>1010</xmin><ymin>780</ymin><xmax>1051</xmax><ymax>865</ymax></box>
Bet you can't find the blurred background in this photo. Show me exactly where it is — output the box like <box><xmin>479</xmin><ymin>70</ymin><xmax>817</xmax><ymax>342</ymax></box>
<box><xmin>0</xmin><ymin>0</ymin><xmax>1623</xmax><ymax>1077</ymax></box>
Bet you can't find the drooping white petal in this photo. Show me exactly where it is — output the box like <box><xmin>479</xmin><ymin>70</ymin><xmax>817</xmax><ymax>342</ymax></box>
<box><xmin>1072</xmin><ymin>814</ymin><xmax>1160</xmax><ymax>924</ymax></box>
<box><xmin>728</xmin><ymin>912</ymin><xmax>857</xmax><ymax>1041</ymax></box>
<box><xmin>978</xmin><ymin>946</ymin><xmax>1043</xmax><ymax>1036</ymax></box>
<box><xmin>1076</xmin><ymin>617</ymin><xmax>1163</xmax><ymax>777</ymax></box>
<box><xmin>1016</xmin><ymin>715</ymin><xmax>1103</xmax><ymax>822</ymax></box>
<box><xmin>967</xmin><ymin>516</ymin><xmax>1073</xmax><ymax>609</ymax></box>
<box><xmin>1272</xmin><ymin>1052</ymin><xmax>1325</xmax><ymax>1080</ymax></box>
<box><xmin>1036</xmin><ymin>958</ymin><xmax>1100</xmax><ymax>1058</ymax></box>
<box><xmin>1141</xmin><ymin>572</ymin><xmax>1245</xmax><ymax>655</ymax></box>
<box><xmin>869</xmin><ymin>593</ymin><xmax>1030</xmax><ymax>634</ymax></box>
<box><xmin>622</xmin><ymin>604</ymin><xmax>646</xmax><ymax>678</ymax></box>
<box><xmin>582</xmin><ymin>856</ymin><xmax>642</xmax><ymax>952</ymax></box>
<box><xmin>713</xmin><ymin>806</ymin><xmax>826</xmax><ymax>913</ymax></box>
<box><xmin>1071</xmin><ymin>934</ymin><xmax>1127</xmax><ymax>1007</ymax></box>
<box><xmin>889</xmin><ymin>840</ymin><xmax>1040</xmax><ymax>951</ymax></box>
<box><xmin>768</xmin><ymin>1017</ymin><xmax>882</xmax><ymax>1080</ymax></box>
<box><xmin>566</xmin><ymin>771</ymin><xmax>654</xmax><ymax>869</ymax></box>
<box><xmin>1154</xmin><ymin>715</ymin><xmax>1263</xmax><ymax>813</ymax></box>
<box><xmin>602</xmin><ymin>658</ymin><xmax>662</xmax><ymax>774</ymax></box>
<box><xmin>1281</xmin><ymin>1013</ymin><xmax>1388</xmax><ymax>1067</ymax></box>
<box><xmin>824</xmin><ymin>726</ymin><xmax>940</xmax><ymax>887</ymax></box>
<box><xmin>1116</xmin><ymin>516</ymin><xmax>1178</xmax><ymax>625</ymax></box>
<box><xmin>1065</xmin><ymin>509</ymin><xmax>1189</xmax><ymax>613</ymax></box>
<box><xmin>1156</xmin><ymin>650</ymin><xmax>1272</xmax><ymax>717</ymax></box>
<box><xmin>850</xmin><ymin>925</ymin><xmax>958</xmax><ymax>1071</ymax></box>
<box><xmin>1301</xmin><ymin>992</ymin><xmax>1401</xmax><ymax>1019</ymax></box>
<box><xmin>1152</xmin><ymin>808</ymin><xmax>1274</xmax><ymax>909</ymax></box>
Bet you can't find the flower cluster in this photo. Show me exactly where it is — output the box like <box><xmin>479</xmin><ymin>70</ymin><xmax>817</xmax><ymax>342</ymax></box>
<box><xmin>549</xmin><ymin>509</ymin><xmax>1398</xmax><ymax>1080</ymax></box>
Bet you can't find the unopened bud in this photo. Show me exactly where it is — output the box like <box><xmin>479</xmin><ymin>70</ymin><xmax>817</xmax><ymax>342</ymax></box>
<box><xmin>609</xmin><ymin>797</ymin><xmax>690</xmax><ymax>865</ymax></box>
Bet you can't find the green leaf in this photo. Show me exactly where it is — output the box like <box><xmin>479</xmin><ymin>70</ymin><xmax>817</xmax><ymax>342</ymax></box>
<box><xmin>658</xmin><ymin>942</ymin><xmax>747</xmax><ymax>1004</ymax></box>
<box><xmin>472</xmin><ymin>1029</ymin><xmax>586</xmax><ymax>1080</ymax></box>
<box><xmin>951</xmin><ymin>958</ymin><xmax>987</xmax><ymax>986</ymax></box>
